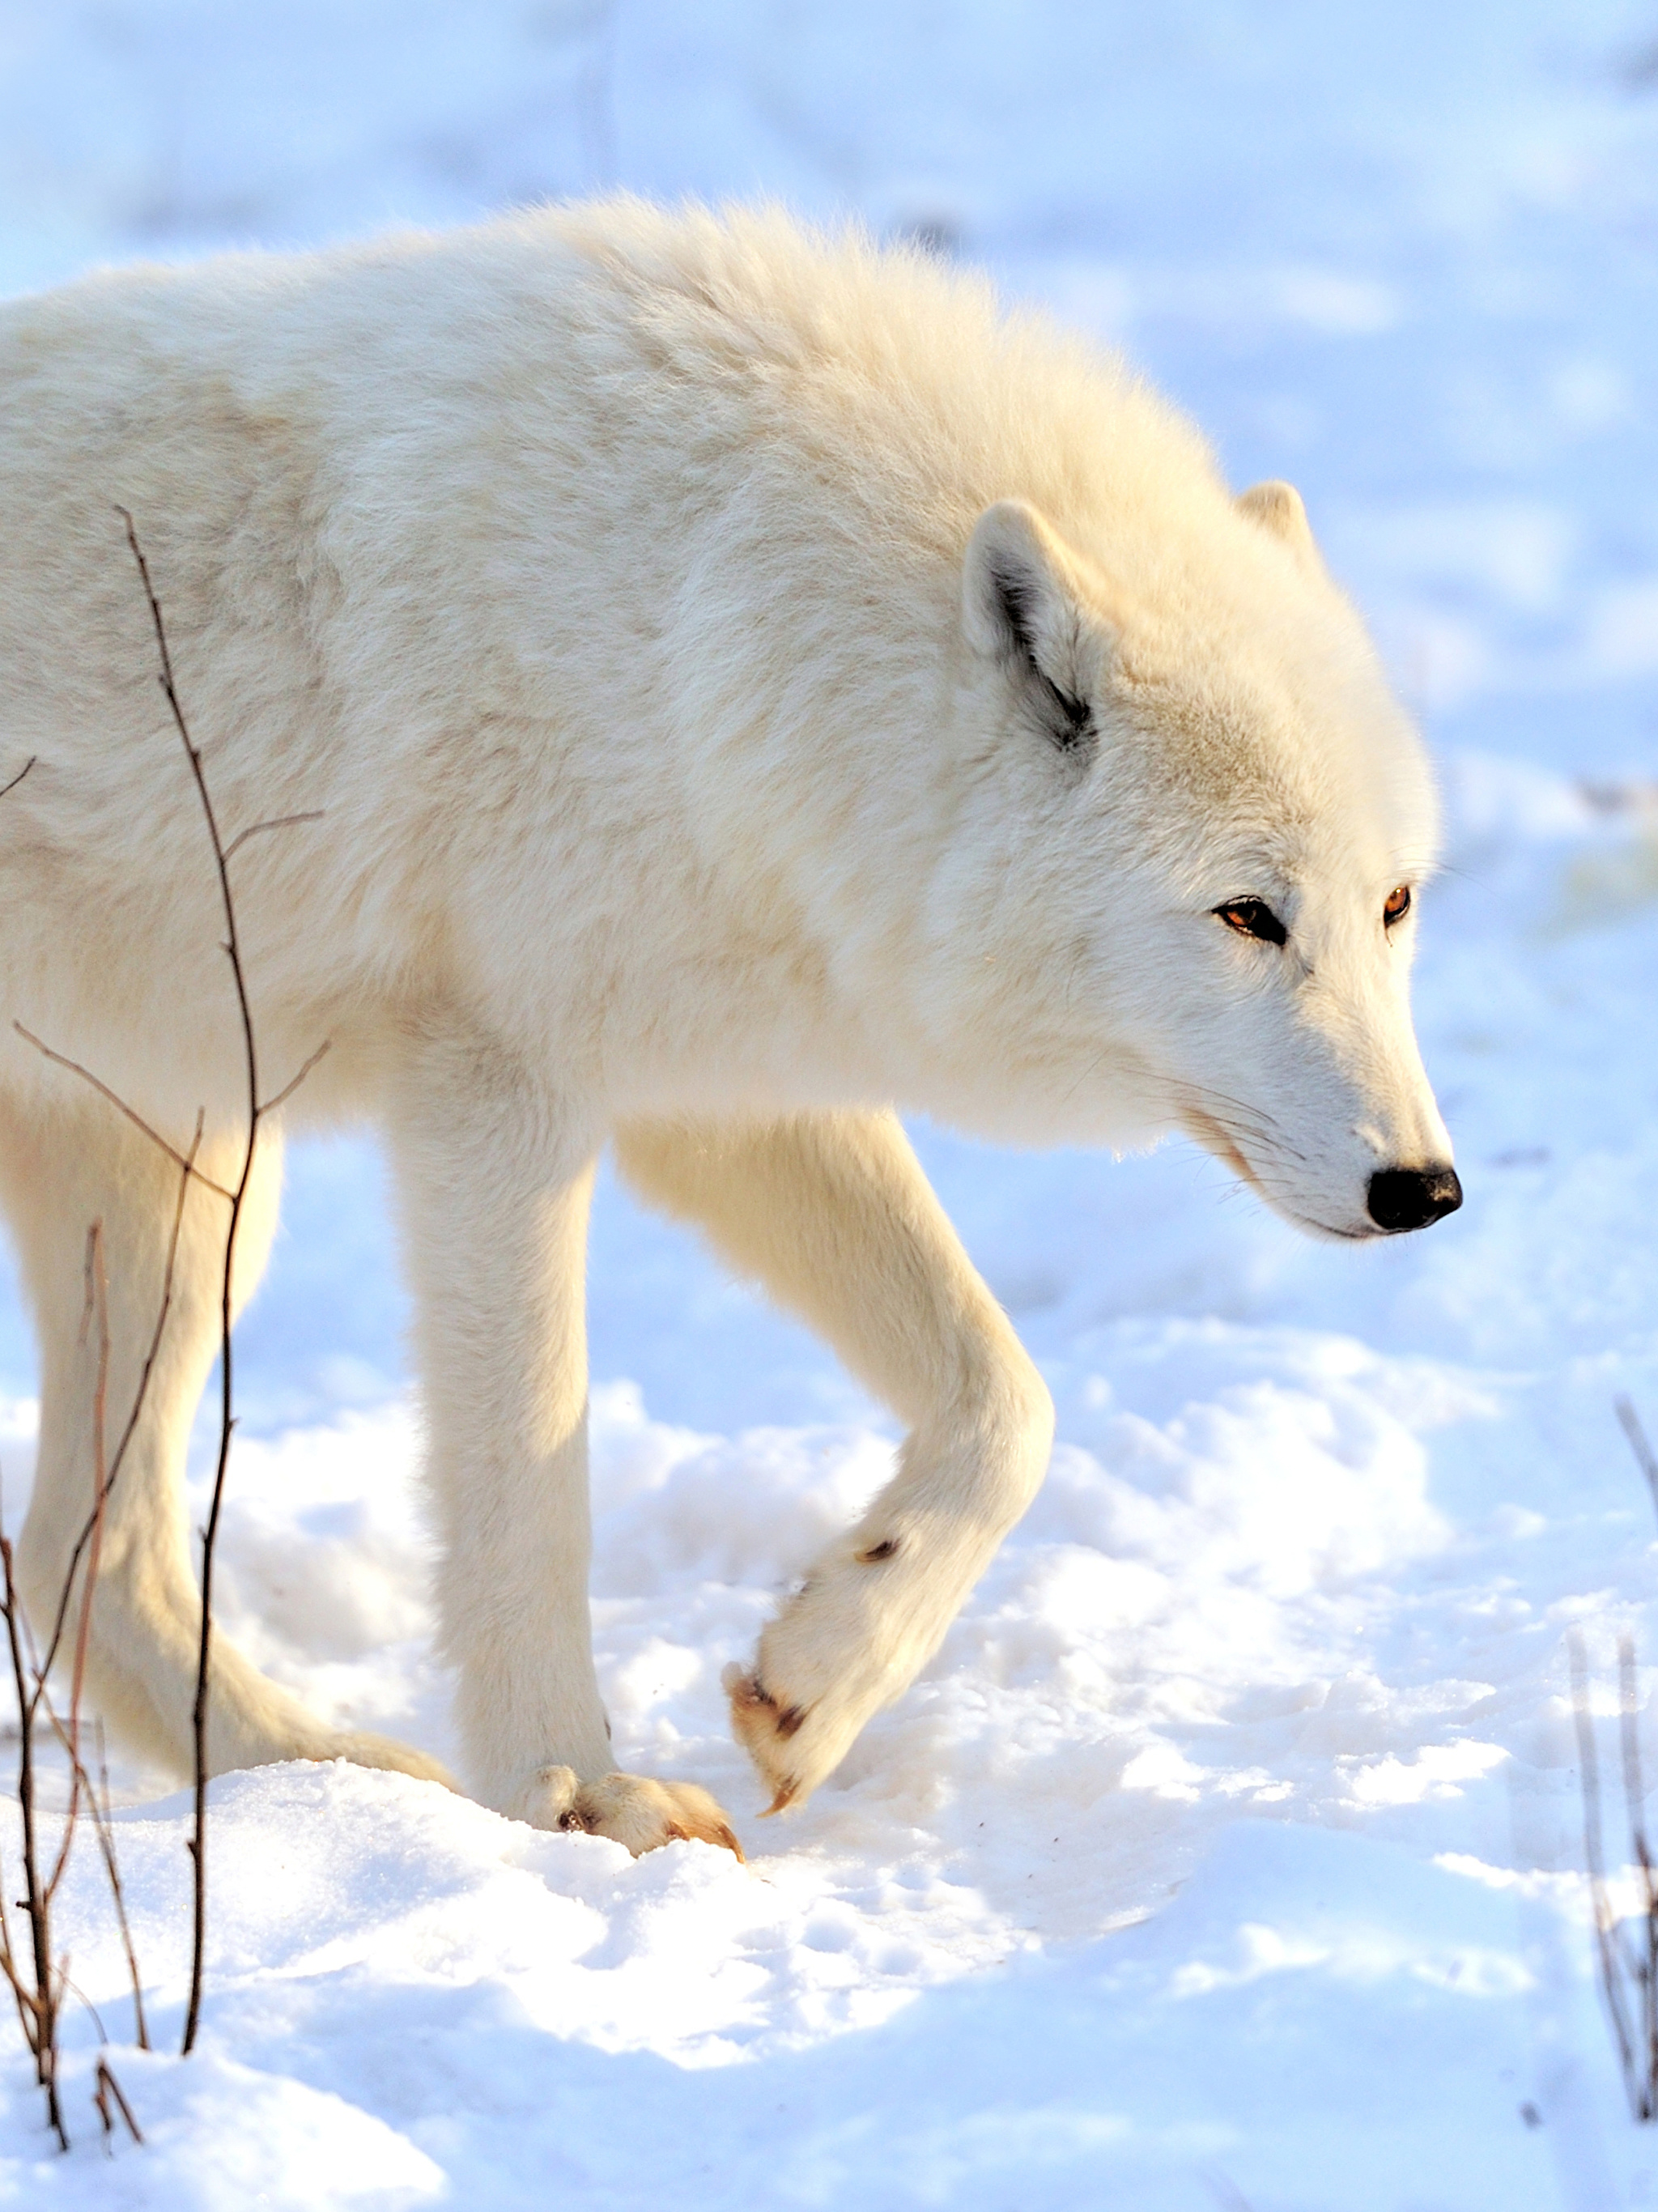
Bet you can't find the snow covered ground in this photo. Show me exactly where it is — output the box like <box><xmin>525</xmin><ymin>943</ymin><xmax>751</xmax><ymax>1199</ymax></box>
<box><xmin>3</xmin><ymin>2</ymin><xmax>1658</xmax><ymax>2203</ymax></box>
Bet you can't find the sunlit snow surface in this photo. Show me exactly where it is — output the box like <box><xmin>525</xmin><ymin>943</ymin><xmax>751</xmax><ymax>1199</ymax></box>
<box><xmin>3</xmin><ymin>3</ymin><xmax>1658</xmax><ymax>2205</ymax></box>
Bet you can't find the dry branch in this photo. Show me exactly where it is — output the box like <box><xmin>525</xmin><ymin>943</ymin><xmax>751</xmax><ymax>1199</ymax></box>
<box><xmin>12</xmin><ymin>1026</ymin><xmax>233</xmax><ymax>1204</ymax></box>
<box><xmin>37</xmin><ymin>1117</ymin><xmax>203</xmax><ymax>1694</ymax></box>
<box><xmin>1</xmin><ymin>1401</ymin><xmax>148</xmax><ymax>2147</ymax></box>
<box><xmin>116</xmin><ymin>508</ymin><xmax>328</xmax><ymax>2054</ymax></box>
<box><xmin>1617</xmin><ymin>1395</ymin><xmax>1658</xmax><ymax>1529</ymax></box>
<box><xmin>222</xmin><ymin>810</ymin><xmax>324</xmax><ymax>862</ymax></box>
<box><xmin>95</xmin><ymin>2054</ymin><xmax>142</xmax><ymax>2147</ymax></box>
<box><xmin>0</xmin><ymin>509</ymin><xmax>325</xmax><ymax>2141</ymax></box>
<box><xmin>1571</xmin><ymin>1631</ymin><xmax>1658</xmax><ymax>2121</ymax></box>
<box><xmin>89</xmin><ymin>1725</ymin><xmax>148</xmax><ymax>2052</ymax></box>
<box><xmin>0</xmin><ymin>1533</ymin><xmax>66</xmax><ymax>2148</ymax></box>
<box><xmin>45</xmin><ymin>1224</ymin><xmax>109</xmax><ymax>1904</ymax></box>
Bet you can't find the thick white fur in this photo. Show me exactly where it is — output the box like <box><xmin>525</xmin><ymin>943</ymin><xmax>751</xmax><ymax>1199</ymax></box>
<box><xmin>0</xmin><ymin>201</ymin><xmax>1451</xmax><ymax>1853</ymax></box>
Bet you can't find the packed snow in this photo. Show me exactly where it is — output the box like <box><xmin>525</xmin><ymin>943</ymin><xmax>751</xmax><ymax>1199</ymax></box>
<box><xmin>3</xmin><ymin>2</ymin><xmax>1658</xmax><ymax>2204</ymax></box>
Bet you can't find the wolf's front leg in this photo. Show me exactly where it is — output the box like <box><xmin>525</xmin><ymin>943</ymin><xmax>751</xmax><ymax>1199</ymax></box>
<box><xmin>387</xmin><ymin>1027</ymin><xmax>742</xmax><ymax>1859</ymax></box>
<box><xmin>615</xmin><ymin>1109</ymin><xmax>1054</xmax><ymax>1813</ymax></box>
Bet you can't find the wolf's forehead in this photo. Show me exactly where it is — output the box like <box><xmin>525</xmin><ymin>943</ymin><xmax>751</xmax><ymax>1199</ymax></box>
<box><xmin>1118</xmin><ymin>667</ymin><xmax>1438</xmax><ymax>881</ymax></box>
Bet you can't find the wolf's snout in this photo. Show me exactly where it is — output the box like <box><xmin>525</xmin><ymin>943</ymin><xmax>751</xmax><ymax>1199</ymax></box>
<box><xmin>1366</xmin><ymin>1165</ymin><xmax>1462</xmax><ymax>1234</ymax></box>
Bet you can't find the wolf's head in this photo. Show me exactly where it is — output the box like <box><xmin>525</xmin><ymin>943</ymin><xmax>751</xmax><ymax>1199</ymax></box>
<box><xmin>945</xmin><ymin>480</ymin><xmax>1457</xmax><ymax>1242</ymax></box>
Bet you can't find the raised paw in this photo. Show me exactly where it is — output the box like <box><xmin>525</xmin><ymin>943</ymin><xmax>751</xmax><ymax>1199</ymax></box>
<box><xmin>724</xmin><ymin>1665</ymin><xmax>811</xmax><ymax>1814</ymax></box>
<box><xmin>721</xmin><ymin>1534</ymin><xmax>967</xmax><ymax>1813</ymax></box>
<box><xmin>723</xmin><ymin>1658</ymin><xmax>873</xmax><ymax>1816</ymax></box>
<box><xmin>512</xmin><ymin>1764</ymin><xmax>745</xmax><ymax>1861</ymax></box>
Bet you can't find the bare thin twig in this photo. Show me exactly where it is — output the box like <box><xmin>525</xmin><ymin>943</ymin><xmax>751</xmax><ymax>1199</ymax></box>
<box><xmin>46</xmin><ymin>1226</ymin><xmax>110</xmax><ymax>1903</ymax></box>
<box><xmin>6</xmin><ymin>512</ymin><xmax>328</xmax><ymax>2092</ymax></box>
<box><xmin>2</xmin><ymin>513</ymin><xmax>327</xmax><ymax>2112</ymax></box>
<box><xmin>91</xmin><ymin>1723</ymin><xmax>148</xmax><ymax>2051</ymax></box>
<box><xmin>95</xmin><ymin>2055</ymin><xmax>142</xmax><ymax>2147</ymax></box>
<box><xmin>119</xmin><ymin>513</ymin><xmax>257</xmax><ymax>2057</ymax></box>
<box><xmin>12</xmin><ymin>1025</ymin><xmax>233</xmax><ymax>1204</ymax></box>
<box><xmin>1617</xmin><ymin>1395</ymin><xmax>1658</xmax><ymax>1530</ymax></box>
<box><xmin>0</xmin><ymin>611</ymin><xmax>189</xmax><ymax>2148</ymax></box>
<box><xmin>1622</xmin><ymin>1637</ymin><xmax>1658</xmax><ymax>2116</ymax></box>
<box><xmin>24</xmin><ymin>1695</ymin><xmax>155</xmax><ymax>2086</ymax></box>
<box><xmin>221</xmin><ymin>811</ymin><xmax>324</xmax><ymax>863</ymax></box>
<box><xmin>19</xmin><ymin>1691</ymin><xmax>156</xmax><ymax>2067</ymax></box>
<box><xmin>116</xmin><ymin>509</ymin><xmax>321</xmax><ymax>2057</ymax></box>
<box><xmin>0</xmin><ymin>1534</ymin><xmax>66</xmax><ymax>2148</ymax></box>
<box><xmin>37</xmin><ymin>1116</ymin><xmax>203</xmax><ymax>1691</ymax></box>
<box><xmin>261</xmin><ymin>1038</ymin><xmax>332</xmax><ymax>1117</ymax></box>
<box><xmin>1572</xmin><ymin>1630</ymin><xmax>1658</xmax><ymax>2121</ymax></box>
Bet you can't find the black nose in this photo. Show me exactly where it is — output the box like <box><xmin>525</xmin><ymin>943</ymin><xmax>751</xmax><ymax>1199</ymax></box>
<box><xmin>1366</xmin><ymin>1165</ymin><xmax>1463</xmax><ymax>1233</ymax></box>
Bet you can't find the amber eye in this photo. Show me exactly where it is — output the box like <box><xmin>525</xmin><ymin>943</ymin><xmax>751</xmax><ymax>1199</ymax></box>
<box><xmin>1383</xmin><ymin>884</ymin><xmax>1412</xmax><ymax>929</ymax></box>
<box><xmin>1214</xmin><ymin>898</ymin><xmax>1287</xmax><ymax>946</ymax></box>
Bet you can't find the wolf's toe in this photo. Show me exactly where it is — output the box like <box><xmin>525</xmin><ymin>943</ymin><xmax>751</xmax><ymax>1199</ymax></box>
<box><xmin>513</xmin><ymin>1763</ymin><xmax>744</xmax><ymax>1860</ymax></box>
<box><xmin>723</xmin><ymin>1665</ymin><xmax>808</xmax><ymax>1813</ymax></box>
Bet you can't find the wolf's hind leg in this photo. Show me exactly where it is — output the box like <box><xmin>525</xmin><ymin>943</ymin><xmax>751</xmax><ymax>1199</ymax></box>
<box><xmin>614</xmin><ymin>1109</ymin><xmax>1054</xmax><ymax>1813</ymax></box>
<box><xmin>0</xmin><ymin>1090</ymin><xmax>450</xmax><ymax>1789</ymax></box>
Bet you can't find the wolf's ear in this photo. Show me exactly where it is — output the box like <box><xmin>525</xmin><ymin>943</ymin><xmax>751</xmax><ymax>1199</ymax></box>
<box><xmin>1236</xmin><ymin>479</ymin><xmax>1322</xmax><ymax>569</ymax></box>
<box><xmin>962</xmin><ymin>499</ymin><xmax>1102</xmax><ymax>752</ymax></box>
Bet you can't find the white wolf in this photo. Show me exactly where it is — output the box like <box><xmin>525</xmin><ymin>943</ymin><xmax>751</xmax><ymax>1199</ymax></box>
<box><xmin>0</xmin><ymin>201</ymin><xmax>1458</xmax><ymax>1857</ymax></box>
